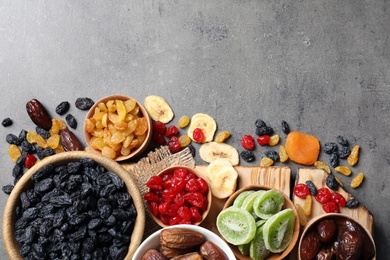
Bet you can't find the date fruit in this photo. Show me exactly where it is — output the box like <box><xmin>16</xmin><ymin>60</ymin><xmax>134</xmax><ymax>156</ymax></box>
<box><xmin>160</xmin><ymin>228</ymin><xmax>204</xmax><ymax>250</ymax></box>
<box><xmin>317</xmin><ymin>219</ymin><xmax>337</xmax><ymax>243</ymax></box>
<box><xmin>60</xmin><ymin>128</ymin><xmax>83</xmax><ymax>151</ymax></box>
<box><xmin>200</xmin><ymin>241</ymin><xmax>228</xmax><ymax>260</ymax></box>
<box><xmin>142</xmin><ymin>249</ymin><xmax>166</xmax><ymax>260</ymax></box>
<box><xmin>300</xmin><ymin>231</ymin><xmax>321</xmax><ymax>260</ymax></box>
<box><xmin>26</xmin><ymin>99</ymin><xmax>52</xmax><ymax>130</ymax></box>
<box><xmin>171</xmin><ymin>252</ymin><xmax>203</xmax><ymax>260</ymax></box>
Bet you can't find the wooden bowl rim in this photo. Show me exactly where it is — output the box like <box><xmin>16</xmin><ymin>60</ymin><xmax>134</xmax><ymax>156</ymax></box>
<box><xmin>222</xmin><ymin>184</ymin><xmax>300</xmax><ymax>260</ymax></box>
<box><xmin>83</xmin><ymin>94</ymin><xmax>152</xmax><ymax>162</ymax></box>
<box><xmin>2</xmin><ymin>151</ymin><xmax>145</xmax><ymax>260</ymax></box>
<box><xmin>148</xmin><ymin>165</ymin><xmax>213</xmax><ymax>228</ymax></box>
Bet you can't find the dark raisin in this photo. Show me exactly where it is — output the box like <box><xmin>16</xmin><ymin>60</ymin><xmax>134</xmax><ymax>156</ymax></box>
<box><xmin>281</xmin><ymin>120</ymin><xmax>290</xmax><ymax>134</ymax></box>
<box><xmin>34</xmin><ymin>178</ymin><xmax>54</xmax><ymax>193</ymax></box>
<box><xmin>255</xmin><ymin>119</ymin><xmax>266</xmax><ymax>128</ymax></box>
<box><xmin>65</xmin><ymin>114</ymin><xmax>77</xmax><ymax>129</ymax></box>
<box><xmin>346</xmin><ymin>198</ymin><xmax>360</xmax><ymax>208</ymax></box>
<box><xmin>36</xmin><ymin>126</ymin><xmax>50</xmax><ymax>139</ymax></box>
<box><xmin>330</xmin><ymin>152</ymin><xmax>339</xmax><ymax>168</ymax></box>
<box><xmin>37</xmin><ymin>147</ymin><xmax>55</xmax><ymax>160</ymax></box>
<box><xmin>12</xmin><ymin>164</ymin><xmax>23</xmax><ymax>179</ymax></box>
<box><xmin>256</xmin><ymin>126</ymin><xmax>274</xmax><ymax>136</ymax></box>
<box><xmin>67</xmin><ymin>161</ymin><xmax>82</xmax><ymax>174</ymax></box>
<box><xmin>2</xmin><ymin>184</ymin><xmax>14</xmax><ymax>194</ymax></box>
<box><xmin>18</xmin><ymin>129</ymin><xmax>28</xmax><ymax>142</ymax></box>
<box><xmin>323</xmin><ymin>142</ymin><xmax>338</xmax><ymax>154</ymax></box>
<box><xmin>337</xmin><ymin>146</ymin><xmax>351</xmax><ymax>159</ymax></box>
<box><xmin>6</xmin><ymin>133</ymin><xmax>20</xmax><ymax>145</ymax></box>
<box><xmin>337</xmin><ymin>135</ymin><xmax>349</xmax><ymax>146</ymax></box>
<box><xmin>107</xmin><ymin>171</ymin><xmax>124</xmax><ymax>189</ymax></box>
<box><xmin>326</xmin><ymin>174</ymin><xmax>339</xmax><ymax>190</ymax></box>
<box><xmin>55</xmin><ymin>101</ymin><xmax>70</xmax><ymax>115</ymax></box>
<box><xmin>240</xmin><ymin>150</ymin><xmax>255</xmax><ymax>162</ymax></box>
<box><xmin>264</xmin><ymin>150</ymin><xmax>279</xmax><ymax>162</ymax></box>
<box><xmin>2</xmin><ymin>117</ymin><xmax>13</xmax><ymax>127</ymax></box>
<box><xmin>75</xmin><ymin>97</ymin><xmax>94</xmax><ymax>110</ymax></box>
<box><xmin>187</xmin><ymin>144</ymin><xmax>196</xmax><ymax>157</ymax></box>
<box><xmin>32</xmin><ymin>164</ymin><xmax>54</xmax><ymax>182</ymax></box>
<box><xmin>305</xmin><ymin>180</ymin><xmax>318</xmax><ymax>196</ymax></box>
<box><xmin>21</xmin><ymin>140</ymin><xmax>34</xmax><ymax>153</ymax></box>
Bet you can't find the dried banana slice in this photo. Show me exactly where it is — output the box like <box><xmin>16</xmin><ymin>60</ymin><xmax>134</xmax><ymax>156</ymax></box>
<box><xmin>144</xmin><ymin>95</ymin><xmax>174</xmax><ymax>123</ymax></box>
<box><xmin>199</xmin><ymin>142</ymin><xmax>239</xmax><ymax>166</ymax></box>
<box><xmin>206</xmin><ymin>158</ymin><xmax>232</xmax><ymax>182</ymax></box>
<box><xmin>187</xmin><ymin>113</ymin><xmax>217</xmax><ymax>143</ymax></box>
<box><xmin>210</xmin><ymin>165</ymin><xmax>238</xmax><ymax>199</ymax></box>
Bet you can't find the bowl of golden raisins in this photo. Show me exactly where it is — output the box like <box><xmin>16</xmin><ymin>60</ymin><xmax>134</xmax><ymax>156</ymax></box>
<box><xmin>84</xmin><ymin>94</ymin><xmax>152</xmax><ymax>161</ymax></box>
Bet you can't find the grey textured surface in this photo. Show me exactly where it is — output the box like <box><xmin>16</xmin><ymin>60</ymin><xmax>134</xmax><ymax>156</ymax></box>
<box><xmin>0</xmin><ymin>0</ymin><xmax>389</xmax><ymax>258</ymax></box>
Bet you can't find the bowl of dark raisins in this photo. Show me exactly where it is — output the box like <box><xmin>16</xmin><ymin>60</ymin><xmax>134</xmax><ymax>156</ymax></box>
<box><xmin>83</xmin><ymin>94</ymin><xmax>152</xmax><ymax>162</ymax></box>
<box><xmin>298</xmin><ymin>213</ymin><xmax>376</xmax><ymax>260</ymax></box>
<box><xmin>3</xmin><ymin>151</ymin><xmax>146</xmax><ymax>260</ymax></box>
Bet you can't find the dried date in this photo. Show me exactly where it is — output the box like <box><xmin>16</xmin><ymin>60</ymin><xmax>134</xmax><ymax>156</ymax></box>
<box><xmin>26</xmin><ymin>99</ymin><xmax>52</xmax><ymax>130</ymax></box>
<box><xmin>60</xmin><ymin>128</ymin><xmax>83</xmax><ymax>151</ymax></box>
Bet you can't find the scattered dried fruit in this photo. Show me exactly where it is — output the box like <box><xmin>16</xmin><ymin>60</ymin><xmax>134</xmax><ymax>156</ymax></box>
<box><xmin>347</xmin><ymin>145</ymin><xmax>360</xmax><ymax>166</ymax></box>
<box><xmin>334</xmin><ymin>165</ymin><xmax>352</xmax><ymax>176</ymax></box>
<box><xmin>214</xmin><ymin>131</ymin><xmax>231</xmax><ymax>143</ymax></box>
<box><xmin>279</xmin><ymin>145</ymin><xmax>289</xmax><ymax>162</ymax></box>
<box><xmin>295</xmin><ymin>204</ymin><xmax>308</xmax><ymax>226</ymax></box>
<box><xmin>350</xmin><ymin>173</ymin><xmax>364</xmax><ymax>188</ymax></box>
<box><xmin>293</xmin><ymin>183</ymin><xmax>310</xmax><ymax>199</ymax></box>
<box><xmin>187</xmin><ymin>113</ymin><xmax>216</xmax><ymax>143</ymax></box>
<box><xmin>179</xmin><ymin>135</ymin><xmax>191</xmax><ymax>148</ymax></box>
<box><xmin>260</xmin><ymin>157</ymin><xmax>274</xmax><ymax>166</ymax></box>
<box><xmin>269</xmin><ymin>134</ymin><xmax>280</xmax><ymax>146</ymax></box>
<box><xmin>65</xmin><ymin>114</ymin><xmax>77</xmax><ymax>129</ymax></box>
<box><xmin>8</xmin><ymin>144</ymin><xmax>21</xmax><ymax>162</ymax></box>
<box><xmin>199</xmin><ymin>142</ymin><xmax>239</xmax><ymax>166</ymax></box>
<box><xmin>178</xmin><ymin>115</ymin><xmax>190</xmax><ymax>128</ymax></box>
<box><xmin>256</xmin><ymin>135</ymin><xmax>270</xmax><ymax>146</ymax></box>
<box><xmin>303</xmin><ymin>195</ymin><xmax>312</xmax><ymax>216</ymax></box>
<box><xmin>285</xmin><ymin>131</ymin><xmax>320</xmax><ymax>165</ymax></box>
<box><xmin>314</xmin><ymin>161</ymin><xmax>331</xmax><ymax>174</ymax></box>
<box><xmin>144</xmin><ymin>95</ymin><xmax>174</xmax><ymax>123</ymax></box>
<box><xmin>55</xmin><ymin>101</ymin><xmax>70</xmax><ymax>115</ymax></box>
<box><xmin>26</xmin><ymin>99</ymin><xmax>53</xmax><ymax>130</ymax></box>
<box><xmin>2</xmin><ymin>118</ymin><xmax>13</xmax><ymax>127</ymax></box>
<box><xmin>240</xmin><ymin>150</ymin><xmax>255</xmax><ymax>162</ymax></box>
<box><xmin>60</xmin><ymin>128</ymin><xmax>84</xmax><ymax>152</ymax></box>
<box><xmin>241</xmin><ymin>135</ymin><xmax>255</xmax><ymax>150</ymax></box>
<box><xmin>75</xmin><ymin>97</ymin><xmax>94</xmax><ymax>110</ymax></box>
<box><xmin>325</xmin><ymin>174</ymin><xmax>339</xmax><ymax>190</ymax></box>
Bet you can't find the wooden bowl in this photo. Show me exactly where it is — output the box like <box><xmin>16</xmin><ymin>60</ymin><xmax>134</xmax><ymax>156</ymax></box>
<box><xmin>83</xmin><ymin>94</ymin><xmax>152</xmax><ymax>162</ymax></box>
<box><xmin>147</xmin><ymin>166</ymin><xmax>212</xmax><ymax>228</ymax></box>
<box><xmin>3</xmin><ymin>151</ymin><xmax>145</xmax><ymax>260</ymax></box>
<box><xmin>222</xmin><ymin>185</ymin><xmax>300</xmax><ymax>260</ymax></box>
<box><xmin>298</xmin><ymin>213</ymin><xmax>376</xmax><ymax>259</ymax></box>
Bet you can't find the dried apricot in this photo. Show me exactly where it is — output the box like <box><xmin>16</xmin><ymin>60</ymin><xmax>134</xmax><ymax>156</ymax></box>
<box><xmin>347</xmin><ymin>145</ymin><xmax>360</xmax><ymax>166</ymax></box>
<box><xmin>351</xmin><ymin>173</ymin><xmax>364</xmax><ymax>188</ymax></box>
<box><xmin>285</xmin><ymin>131</ymin><xmax>320</xmax><ymax>165</ymax></box>
<box><xmin>215</xmin><ymin>131</ymin><xmax>231</xmax><ymax>143</ymax></box>
<box><xmin>334</xmin><ymin>166</ymin><xmax>352</xmax><ymax>176</ymax></box>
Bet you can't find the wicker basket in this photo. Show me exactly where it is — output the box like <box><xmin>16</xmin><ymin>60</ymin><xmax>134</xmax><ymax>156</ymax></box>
<box><xmin>2</xmin><ymin>151</ymin><xmax>145</xmax><ymax>260</ymax></box>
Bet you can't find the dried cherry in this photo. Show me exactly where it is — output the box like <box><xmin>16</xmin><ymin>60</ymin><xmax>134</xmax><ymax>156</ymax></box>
<box><xmin>257</xmin><ymin>135</ymin><xmax>270</xmax><ymax>146</ymax></box>
<box><xmin>167</xmin><ymin>136</ymin><xmax>181</xmax><ymax>153</ymax></box>
<box><xmin>322</xmin><ymin>201</ymin><xmax>339</xmax><ymax>213</ymax></box>
<box><xmin>152</xmin><ymin>121</ymin><xmax>166</xmax><ymax>135</ymax></box>
<box><xmin>24</xmin><ymin>154</ymin><xmax>37</xmax><ymax>169</ymax></box>
<box><xmin>192</xmin><ymin>128</ymin><xmax>205</xmax><ymax>143</ymax></box>
<box><xmin>293</xmin><ymin>183</ymin><xmax>310</xmax><ymax>199</ymax></box>
<box><xmin>315</xmin><ymin>188</ymin><xmax>331</xmax><ymax>204</ymax></box>
<box><xmin>164</xmin><ymin>125</ymin><xmax>178</xmax><ymax>137</ymax></box>
<box><xmin>331</xmin><ymin>192</ymin><xmax>346</xmax><ymax>207</ymax></box>
<box><xmin>241</xmin><ymin>135</ymin><xmax>255</xmax><ymax>150</ymax></box>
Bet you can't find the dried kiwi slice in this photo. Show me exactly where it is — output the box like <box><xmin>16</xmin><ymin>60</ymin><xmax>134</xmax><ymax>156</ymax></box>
<box><xmin>216</xmin><ymin>207</ymin><xmax>256</xmax><ymax>245</ymax></box>
<box><xmin>250</xmin><ymin>225</ymin><xmax>270</xmax><ymax>260</ymax></box>
<box><xmin>262</xmin><ymin>208</ymin><xmax>295</xmax><ymax>253</ymax></box>
<box><xmin>253</xmin><ymin>189</ymin><xmax>284</xmax><ymax>219</ymax></box>
<box><xmin>233</xmin><ymin>190</ymin><xmax>255</xmax><ymax>208</ymax></box>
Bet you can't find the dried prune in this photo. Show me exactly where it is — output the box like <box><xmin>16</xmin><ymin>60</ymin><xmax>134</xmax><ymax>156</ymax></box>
<box><xmin>281</xmin><ymin>120</ymin><xmax>290</xmax><ymax>134</ymax></box>
<box><xmin>330</xmin><ymin>152</ymin><xmax>339</xmax><ymax>168</ymax></box>
<box><xmin>55</xmin><ymin>101</ymin><xmax>70</xmax><ymax>115</ymax></box>
<box><xmin>264</xmin><ymin>150</ymin><xmax>279</xmax><ymax>162</ymax></box>
<box><xmin>75</xmin><ymin>97</ymin><xmax>94</xmax><ymax>110</ymax></box>
<box><xmin>65</xmin><ymin>114</ymin><xmax>77</xmax><ymax>129</ymax></box>
<box><xmin>2</xmin><ymin>117</ymin><xmax>13</xmax><ymax>127</ymax></box>
<box><xmin>240</xmin><ymin>150</ymin><xmax>255</xmax><ymax>162</ymax></box>
<box><xmin>326</xmin><ymin>174</ymin><xmax>339</xmax><ymax>190</ymax></box>
<box><xmin>323</xmin><ymin>142</ymin><xmax>338</xmax><ymax>154</ymax></box>
<box><xmin>337</xmin><ymin>146</ymin><xmax>351</xmax><ymax>159</ymax></box>
<box><xmin>337</xmin><ymin>135</ymin><xmax>349</xmax><ymax>146</ymax></box>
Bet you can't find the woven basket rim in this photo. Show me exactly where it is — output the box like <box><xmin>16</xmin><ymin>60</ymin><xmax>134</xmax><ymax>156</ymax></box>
<box><xmin>2</xmin><ymin>151</ymin><xmax>145</xmax><ymax>260</ymax></box>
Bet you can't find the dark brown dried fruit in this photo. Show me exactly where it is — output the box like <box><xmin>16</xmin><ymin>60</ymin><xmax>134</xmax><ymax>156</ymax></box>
<box><xmin>65</xmin><ymin>114</ymin><xmax>77</xmax><ymax>129</ymax></box>
<box><xmin>338</xmin><ymin>231</ymin><xmax>362</xmax><ymax>259</ymax></box>
<box><xmin>75</xmin><ymin>97</ymin><xmax>94</xmax><ymax>110</ymax></box>
<box><xmin>200</xmin><ymin>241</ymin><xmax>228</xmax><ymax>260</ymax></box>
<box><xmin>26</xmin><ymin>99</ymin><xmax>52</xmax><ymax>130</ymax></box>
<box><xmin>60</xmin><ymin>128</ymin><xmax>83</xmax><ymax>151</ymax></box>
<box><xmin>300</xmin><ymin>231</ymin><xmax>321</xmax><ymax>260</ymax></box>
<box><xmin>2</xmin><ymin>117</ymin><xmax>13</xmax><ymax>127</ymax></box>
<box><xmin>142</xmin><ymin>249</ymin><xmax>166</xmax><ymax>260</ymax></box>
<box><xmin>160</xmin><ymin>228</ymin><xmax>205</xmax><ymax>249</ymax></box>
<box><xmin>317</xmin><ymin>219</ymin><xmax>337</xmax><ymax>243</ymax></box>
<box><xmin>55</xmin><ymin>101</ymin><xmax>70</xmax><ymax>115</ymax></box>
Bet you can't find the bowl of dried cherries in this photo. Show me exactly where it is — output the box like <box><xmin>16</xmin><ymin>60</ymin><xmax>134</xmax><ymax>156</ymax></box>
<box><xmin>143</xmin><ymin>166</ymin><xmax>212</xmax><ymax>228</ymax></box>
<box><xmin>298</xmin><ymin>213</ymin><xmax>376</xmax><ymax>260</ymax></box>
<box><xmin>3</xmin><ymin>151</ymin><xmax>145</xmax><ymax>260</ymax></box>
<box><xmin>83</xmin><ymin>94</ymin><xmax>152</xmax><ymax>162</ymax></box>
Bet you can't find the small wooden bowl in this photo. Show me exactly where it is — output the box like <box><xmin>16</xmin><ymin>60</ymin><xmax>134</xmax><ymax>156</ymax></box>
<box><xmin>147</xmin><ymin>166</ymin><xmax>212</xmax><ymax>228</ymax></box>
<box><xmin>3</xmin><ymin>151</ymin><xmax>145</xmax><ymax>260</ymax></box>
<box><xmin>298</xmin><ymin>213</ymin><xmax>376</xmax><ymax>259</ymax></box>
<box><xmin>222</xmin><ymin>185</ymin><xmax>300</xmax><ymax>260</ymax></box>
<box><xmin>83</xmin><ymin>94</ymin><xmax>152</xmax><ymax>162</ymax></box>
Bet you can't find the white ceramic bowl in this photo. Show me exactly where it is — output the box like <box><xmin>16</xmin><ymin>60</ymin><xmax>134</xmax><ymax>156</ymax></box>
<box><xmin>132</xmin><ymin>224</ymin><xmax>236</xmax><ymax>259</ymax></box>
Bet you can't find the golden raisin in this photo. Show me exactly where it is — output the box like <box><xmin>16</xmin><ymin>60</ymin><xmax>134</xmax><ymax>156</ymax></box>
<box><xmin>351</xmin><ymin>173</ymin><xmax>364</xmax><ymax>188</ymax></box>
<box><xmin>179</xmin><ymin>135</ymin><xmax>192</xmax><ymax>148</ymax></box>
<box><xmin>334</xmin><ymin>176</ymin><xmax>344</xmax><ymax>187</ymax></box>
<box><xmin>26</xmin><ymin>131</ymin><xmax>37</xmax><ymax>144</ymax></box>
<box><xmin>347</xmin><ymin>145</ymin><xmax>360</xmax><ymax>166</ymax></box>
<box><xmin>178</xmin><ymin>115</ymin><xmax>190</xmax><ymax>128</ymax></box>
<box><xmin>269</xmin><ymin>134</ymin><xmax>280</xmax><ymax>146</ymax></box>
<box><xmin>215</xmin><ymin>131</ymin><xmax>231</xmax><ymax>143</ymax></box>
<box><xmin>279</xmin><ymin>145</ymin><xmax>289</xmax><ymax>162</ymax></box>
<box><xmin>35</xmin><ymin>134</ymin><xmax>48</xmax><ymax>148</ymax></box>
<box><xmin>8</xmin><ymin>144</ymin><xmax>21</xmax><ymax>162</ymax></box>
<box><xmin>295</xmin><ymin>204</ymin><xmax>308</xmax><ymax>226</ymax></box>
<box><xmin>102</xmin><ymin>146</ymin><xmax>116</xmax><ymax>159</ymax></box>
<box><xmin>50</xmin><ymin>119</ymin><xmax>61</xmax><ymax>135</ymax></box>
<box><xmin>335</xmin><ymin>166</ymin><xmax>352</xmax><ymax>176</ymax></box>
<box><xmin>303</xmin><ymin>195</ymin><xmax>312</xmax><ymax>216</ymax></box>
<box><xmin>47</xmin><ymin>134</ymin><xmax>60</xmax><ymax>149</ymax></box>
<box><xmin>314</xmin><ymin>161</ymin><xmax>331</xmax><ymax>174</ymax></box>
<box><xmin>260</xmin><ymin>157</ymin><xmax>274</xmax><ymax>166</ymax></box>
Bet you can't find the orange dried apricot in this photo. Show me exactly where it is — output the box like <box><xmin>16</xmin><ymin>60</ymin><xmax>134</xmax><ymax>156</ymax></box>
<box><xmin>285</xmin><ymin>131</ymin><xmax>320</xmax><ymax>165</ymax></box>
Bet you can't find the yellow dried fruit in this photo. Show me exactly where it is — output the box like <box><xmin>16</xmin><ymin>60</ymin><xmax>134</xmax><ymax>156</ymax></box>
<box><xmin>314</xmin><ymin>161</ymin><xmax>331</xmax><ymax>174</ymax></box>
<box><xmin>179</xmin><ymin>135</ymin><xmax>192</xmax><ymax>148</ymax></box>
<box><xmin>279</xmin><ymin>145</ymin><xmax>289</xmax><ymax>162</ymax></box>
<box><xmin>260</xmin><ymin>157</ymin><xmax>274</xmax><ymax>166</ymax></box>
<box><xmin>178</xmin><ymin>115</ymin><xmax>190</xmax><ymax>128</ymax></box>
<box><xmin>26</xmin><ymin>131</ymin><xmax>37</xmax><ymax>144</ymax></box>
<box><xmin>215</xmin><ymin>131</ymin><xmax>231</xmax><ymax>143</ymax></box>
<box><xmin>334</xmin><ymin>176</ymin><xmax>344</xmax><ymax>187</ymax></box>
<box><xmin>351</xmin><ymin>173</ymin><xmax>364</xmax><ymax>188</ymax></box>
<box><xmin>35</xmin><ymin>134</ymin><xmax>48</xmax><ymax>148</ymax></box>
<box><xmin>8</xmin><ymin>144</ymin><xmax>21</xmax><ymax>162</ymax></box>
<box><xmin>50</xmin><ymin>119</ymin><xmax>61</xmax><ymax>135</ymax></box>
<box><xmin>269</xmin><ymin>134</ymin><xmax>280</xmax><ymax>146</ymax></box>
<box><xmin>101</xmin><ymin>146</ymin><xmax>116</xmax><ymax>159</ymax></box>
<box><xmin>303</xmin><ymin>195</ymin><xmax>312</xmax><ymax>216</ymax></box>
<box><xmin>295</xmin><ymin>204</ymin><xmax>308</xmax><ymax>226</ymax></box>
<box><xmin>335</xmin><ymin>166</ymin><xmax>352</xmax><ymax>176</ymax></box>
<box><xmin>347</xmin><ymin>145</ymin><xmax>360</xmax><ymax>166</ymax></box>
<box><xmin>47</xmin><ymin>134</ymin><xmax>60</xmax><ymax>149</ymax></box>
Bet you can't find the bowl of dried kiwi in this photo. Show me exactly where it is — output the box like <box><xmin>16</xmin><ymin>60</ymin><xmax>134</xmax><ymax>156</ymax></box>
<box><xmin>3</xmin><ymin>151</ymin><xmax>145</xmax><ymax>260</ymax></box>
<box><xmin>216</xmin><ymin>185</ymin><xmax>300</xmax><ymax>260</ymax></box>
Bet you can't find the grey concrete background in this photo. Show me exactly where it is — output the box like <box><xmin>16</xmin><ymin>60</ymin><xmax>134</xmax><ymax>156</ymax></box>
<box><xmin>1</xmin><ymin>0</ymin><xmax>389</xmax><ymax>258</ymax></box>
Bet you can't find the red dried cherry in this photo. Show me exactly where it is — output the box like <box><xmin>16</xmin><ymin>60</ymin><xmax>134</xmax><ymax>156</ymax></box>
<box><xmin>169</xmin><ymin>216</ymin><xmax>182</xmax><ymax>225</ymax></box>
<box><xmin>165</xmin><ymin>125</ymin><xmax>179</xmax><ymax>137</ymax></box>
<box><xmin>197</xmin><ymin>178</ymin><xmax>208</xmax><ymax>194</ymax></box>
<box><xmin>158</xmin><ymin>201</ymin><xmax>170</xmax><ymax>215</ymax></box>
<box><xmin>331</xmin><ymin>192</ymin><xmax>346</xmax><ymax>207</ymax></box>
<box><xmin>173</xmin><ymin>191</ymin><xmax>185</xmax><ymax>206</ymax></box>
<box><xmin>241</xmin><ymin>135</ymin><xmax>255</xmax><ymax>150</ymax></box>
<box><xmin>152</xmin><ymin>132</ymin><xmax>166</xmax><ymax>145</ymax></box>
<box><xmin>162</xmin><ymin>189</ymin><xmax>175</xmax><ymax>202</ymax></box>
<box><xmin>192</xmin><ymin>128</ymin><xmax>205</xmax><ymax>143</ymax></box>
<box><xmin>174</xmin><ymin>168</ymin><xmax>188</xmax><ymax>178</ymax></box>
<box><xmin>153</xmin><ymin>121</ymin><xmax>166</xmax><ymax>134</ymax></box>
<box><xmin>293</xmin><ymin>183</ymin><xmax>310</xmax><ymax>199</ymax></box>
<box><xmin>148</xmin><ymin>201</ymin><xmax>159</xmax><ymax>216</ymax></box>
<box><xmin>177</xmin><ymin>206</ymin><xmax>192</xmax><ymax>221</ymax></box>
<box><xmin>257</xmin><ymin>135</ymin><xmax>270</xmax><ymax>146</ymax></box>
<box><xmin>185</xmin><ymin>178</ymin><xmax>200</xmax><ymax>192</ymax></box>
<box><xmin>167</xmin><ymin>136</ymin><xmax>181</xmax><ymax>153</ymax></box>
<box><xmin>322</xmin><ymin>201</ymin><xmax>339</xmax><ymax>213</ymax></box>
<box><xmin>144</xmin><ymin>192</ymin><xmax>159</xmax><ymax>202</ymax></box>
<box><xmin>184</xmin><ymin>192</ymin><xmax>204</xmax><ymax>208</ymax></box>
<box><xmin>190</xmin><ymin>207</ymin><xmax>202</xmax><ymax>222</ymax></box>
<box><xmin>24</xmin><ymin>154</ymin><xmax>37</xmax><ymax>169</ymax></box>
<box><xmin>315</xmin><ymin>188</ymin><xmax>332</xmax><ymax>204</ymax></box>
<box><xmin>146</xmin><ymin>175</ymin><xmax>163</xmax><ymax>191</ymax></box>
